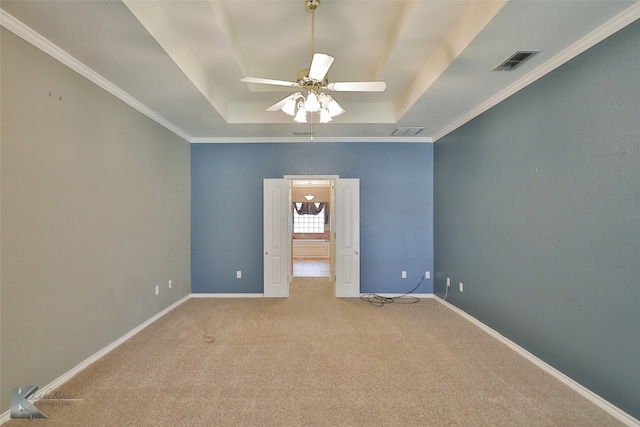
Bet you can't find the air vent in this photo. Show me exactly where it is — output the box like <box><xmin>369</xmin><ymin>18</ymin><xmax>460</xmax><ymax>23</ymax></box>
<box><xmin>292</xmin><ymin>131</ymin><xmax>314</xmax><ymax>136</ymax></box>
<box><xmin>391</xmin><ymin>127</ymin><xmax>424</xmax><ymax>136</ymax></box>
<box><xmin>493</xmin><ymin>51</ymin><xmax>539</xmax><ymax>71</ymax></box>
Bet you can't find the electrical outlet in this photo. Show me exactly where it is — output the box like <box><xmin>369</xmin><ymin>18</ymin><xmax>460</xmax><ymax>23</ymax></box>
<box><xmin>168</xmin><ymin>279</ymin><xmax>172</xmax><ymax>289</ymax></box>
<box><xmin>401</xmin><ymin>271</ymin><xmax>407</xmax><ymax>279</ymax></box>
<box><xmin>446</xmin><ymin>277</ymin><xmax>451</xmax><ymax>287</ymax></box>
<box><xmin>459</xmin><ymin>282</ymin><xmax>464</xmax><ymax>292</ymax></box>
<box><xmin>236</xmin><ymin>270</ymin><xmax>242</xmax><ymax>279</ymax></box>
<box><xmin>425</xmin><ymin>271</ymin><xmax>430</xmax><ymax>279</ymax></box>
<box><xmin>155</xmin><ymin>285</ymin><xmax>159</xmax><ymax>295</ymax></box>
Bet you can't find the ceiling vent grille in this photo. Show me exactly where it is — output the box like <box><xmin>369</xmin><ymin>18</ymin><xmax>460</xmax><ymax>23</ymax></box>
<box><xmin>391</xmin><ymin>127</ymin><xmax>424</xmax><ymax>136</ymax></box>
<box><xmin>493</xmin><ymin>51</ymin><xmax>539</xmax><ymax>71</ymax></box>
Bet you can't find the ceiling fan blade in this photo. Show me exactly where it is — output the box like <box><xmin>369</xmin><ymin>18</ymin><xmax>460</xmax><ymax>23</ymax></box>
<box><xmin>241</xmin><ymin>77</ymin><xmax>298</xmax><ymax>87</ymax></box>
<box><xmin>266</xmin><ymin>92</ymin><xmax>302</xmax><ymax>112</ymax></box>
<box><xmin>266</xmin><ymin>96</ymin><xmax>291</xmax><ymax>112</ymax></box>
<box><xmin>326</xmin><ymin>81</ymin><xmax>387</xmax><ymax>92</ymax></box>
<box><xmin>308</xmin><ymin>53</ymin><xmax>334</xmax><ymax>81</ymax></box>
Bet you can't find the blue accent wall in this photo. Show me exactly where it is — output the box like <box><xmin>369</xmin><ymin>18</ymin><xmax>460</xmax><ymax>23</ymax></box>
<box><xmin>192</xmin><ymin>142</ymin><xmax>433</xmax><ymax>294</ymax></box>
<box><xmin>434</xmin><ymin>21</ymin><xmax>640</xmax><ymax>418</ymax></box>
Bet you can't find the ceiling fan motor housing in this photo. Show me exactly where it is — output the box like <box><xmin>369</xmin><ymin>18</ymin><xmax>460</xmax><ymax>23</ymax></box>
<box><xmin>240</xmin><ymin>0</ymin><xmax>384</xmax><ymax>124</ymax></box>
<box><xmin>297</xmin><ymin>69</ymin><xmax>328</xmax><ymax>87</ymax></box>
<box><xmin>306</xmin><ymin>0</ymin><xmax>320</xmax><ymax>11</ymax></box>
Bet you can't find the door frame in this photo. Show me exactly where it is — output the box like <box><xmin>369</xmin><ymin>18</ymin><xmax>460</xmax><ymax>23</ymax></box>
<box><xmin>271</xmin><ymin>175</ymin><xmax>359</xmax><ymax>297</ymax></box>
<box><xmin>286</xmin><ymin>175</ymin><xmax>338</xmax><ymax>287</ymax></box>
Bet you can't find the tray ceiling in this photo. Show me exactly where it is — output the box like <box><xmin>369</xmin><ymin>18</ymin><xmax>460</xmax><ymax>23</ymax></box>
<box><xmin>2</xmin><ymin>0</ymin><xmax>638</xmax><ymax>143</ymax></box>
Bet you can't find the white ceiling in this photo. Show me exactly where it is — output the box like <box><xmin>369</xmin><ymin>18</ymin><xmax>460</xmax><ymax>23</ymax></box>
<box><xmin>2</xmin><ymin>1</ymin><xmax>638</xmax><ymax>143</ymax></box>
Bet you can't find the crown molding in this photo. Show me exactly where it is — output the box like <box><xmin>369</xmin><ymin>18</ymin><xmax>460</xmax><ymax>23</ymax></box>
<box><xmin>5</xmin><ymin>2</ymin><xmax>637</xmax><ymax>146</ymax></box>
<box><xmin>1</xmin><ymin>10</ymin><xmax>192</xmax><ymax>142</ymax></box>
<box><xmin>433</xmin><ymin>2</ymin><xmax>640</xmax><ymax>142</ymax></box>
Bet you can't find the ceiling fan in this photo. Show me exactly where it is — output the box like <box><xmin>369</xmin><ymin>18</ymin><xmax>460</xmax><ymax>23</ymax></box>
<box><xmin>240</xmin><ymin>0</ymin><xmax>386</xmax><ymax>125</ymax></box>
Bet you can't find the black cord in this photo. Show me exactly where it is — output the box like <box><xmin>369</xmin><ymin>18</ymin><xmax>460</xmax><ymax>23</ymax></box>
<box><xmin>360</xmin><ymin>276</ymin><xmax>426</xmax><ymax>307</ymax></box>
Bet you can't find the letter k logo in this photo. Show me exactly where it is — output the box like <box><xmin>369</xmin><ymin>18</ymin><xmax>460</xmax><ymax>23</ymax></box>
<box><xmin>10</xmin><ymin>385</ymin><xmax>48</xmax><ymax>419</ymax></box>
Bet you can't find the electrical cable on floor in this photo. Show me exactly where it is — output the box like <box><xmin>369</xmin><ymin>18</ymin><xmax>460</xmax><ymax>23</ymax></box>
<box><xmin>360</xmin><ymin>274</ymin><xmax>450</xmax><ymax>308</ymax></box>
<box><xmin>360</xmin><ymin>276</ymin><xmax>425</xmax><ymax>307</ymax></box>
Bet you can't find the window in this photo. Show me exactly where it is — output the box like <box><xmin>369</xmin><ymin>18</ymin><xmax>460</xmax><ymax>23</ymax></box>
<box><xmin>293</xmin><ymin>203</ymin><xmax>325</xmax><ymax>233</ymax></box>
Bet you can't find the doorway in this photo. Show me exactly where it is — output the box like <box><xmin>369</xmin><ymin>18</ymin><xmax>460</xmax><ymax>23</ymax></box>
<box><xmin>263</xmin><ymin>176</ymin><xmax>360</xmax><ymax>298</ymax></box>
<box><xmin>291</xmin><ymin>179</ymin><xmax>333</xmax><ymax>278</ymax></box>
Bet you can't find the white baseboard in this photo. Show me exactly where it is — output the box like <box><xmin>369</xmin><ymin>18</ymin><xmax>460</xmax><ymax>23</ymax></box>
<box><xmin>0</xmin><ymin>294</ymin><xmax>190</xmax><ymax>425</ymax></box>
<box><xmin>190</xmin><ymin>293</ymin><xmax>264</xmax><ymax>298</ymax></box>
<box><xmin>436</xmin><ymin>297</ymin><xmax>640</xmax><ymax>427</ymax></box>
<box><xmin>191</xmin><ymin>293</ymin><xmax>433</xmax><ymax>299</ymax></box>
<box><xmin>360</xmin><ymin>293</ymin><xmax>434</xmax><ymax>298</ymax></box>
<box><xmin>4</xmin><ymin>292</ymin><xmax>636</xmax><ymax>426</ymax></box>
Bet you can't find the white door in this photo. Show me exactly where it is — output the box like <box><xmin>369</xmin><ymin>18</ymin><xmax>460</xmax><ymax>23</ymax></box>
<box><xmin>263</xmin><ymin>179</ymin><xmax>290</xmax><ymax>297</ymax></box>
<box><xmin>335</xmin><ymin>179</ymin><xmax>360</xmax><ymax>297</ymax></box>
<box><xmin>330</xmin><ymin>180</ymin><xmax>336</xmax><ymax>287</ymax></box>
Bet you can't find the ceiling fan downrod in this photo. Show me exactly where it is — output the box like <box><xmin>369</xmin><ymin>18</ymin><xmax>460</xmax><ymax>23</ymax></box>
<box><xmin>306</xmin><ymin>0</ymin><xmax>320</xmax><ymax>60</ymax></box>
<box><xmin>240</xmin><ymin>0</ymin><xmax>385</xmax><ymax>134</ymax></box>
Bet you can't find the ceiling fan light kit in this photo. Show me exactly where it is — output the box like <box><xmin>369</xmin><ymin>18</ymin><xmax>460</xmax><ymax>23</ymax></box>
<box><xmin>241</xmin><ymin>0</ymin><xmax>386</xmax><ymax>131</ymax></box>
<box><xmin>281</xmin><ymin>91</ymin><xmax>344</xmax><ymax>124</ymax></box>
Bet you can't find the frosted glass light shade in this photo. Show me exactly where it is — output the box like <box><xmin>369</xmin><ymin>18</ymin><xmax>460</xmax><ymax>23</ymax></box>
<box><xmin>281</xmin><ymin>97</ymin><xmax>297</xmax><ymax>116</ymax></box>
<box><xmin>294</xmin><ymin>103</ymin><xmax>307</xmax><ymax>123</ymax></box>
<box><xmin>305</xmin><ymin>92</ymin><xmax>320</xmax><ymax>112</ymax></box>
<box><xmin>327</xmin><ymin>99</ymin><xmax>345</xmax><ymax>117</ymax></box>
<box><xmin>319</xmin><ymin>109</ymin><xmax>332</xmax><ymax>123</ymax></box>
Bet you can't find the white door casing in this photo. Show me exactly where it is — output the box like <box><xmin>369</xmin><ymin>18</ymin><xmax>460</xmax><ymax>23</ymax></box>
<box><xmin>330</xmin><ymin>180</ymin><xmax>336</xmax><ymax>290</ymax></box>
<box><xmin>264</xmin><ymin>176</ymin><xmax>360</xmax><ymax>298</ymax></box>
<box><xmin>335</xmin><ymin>179</ymin><xmax>360</xmax><ymax>297</ymax></box>
<box><xmin>263</xmin><ymin>179</ymin><xmax>290</xmax><ymax>297</ymax></box>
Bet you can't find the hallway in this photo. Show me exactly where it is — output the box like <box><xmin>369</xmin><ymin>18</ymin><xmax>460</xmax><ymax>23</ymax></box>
<box><xmin>292</xmin><ymin>258</ymin><xmax>330</xmax><ymax>277</ymax></box>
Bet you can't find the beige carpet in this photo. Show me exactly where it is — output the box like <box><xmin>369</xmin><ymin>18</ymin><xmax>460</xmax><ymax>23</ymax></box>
<box><xmin>6</xmin><ymin>277</ymin><xmax>625</xmax><ymax>426</ymax></box>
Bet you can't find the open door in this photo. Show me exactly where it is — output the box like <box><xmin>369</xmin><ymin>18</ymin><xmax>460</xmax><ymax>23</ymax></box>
<box><xmin>263</xmin><ymin>179</ymin><xmax>290</xmax><ymax>297</ymax></box>
<box><xmin>330</xmin><ymin>180</ymin><xmax>336</xmax><ymax>288</ymax></box>
<box><xmin>335</xmin><ymin>179</ymin><xmax>360</xmax><ymax>297</ymax></box>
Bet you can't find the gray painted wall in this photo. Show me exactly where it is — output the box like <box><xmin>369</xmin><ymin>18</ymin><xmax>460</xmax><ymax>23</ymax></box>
<box><xmin>0</xmin><ymin>29</ymin><xmax>191</xmax><ymax>413</ymax></box>
<box><xmin>434</xmin><ymin>21</ymin><xmax>640</xmax><ymax>418</ymax></box>
<box><xmin>191</xmin><ymin>142</ymin><xmax>433</xmax><ymax>295</ymax></box>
